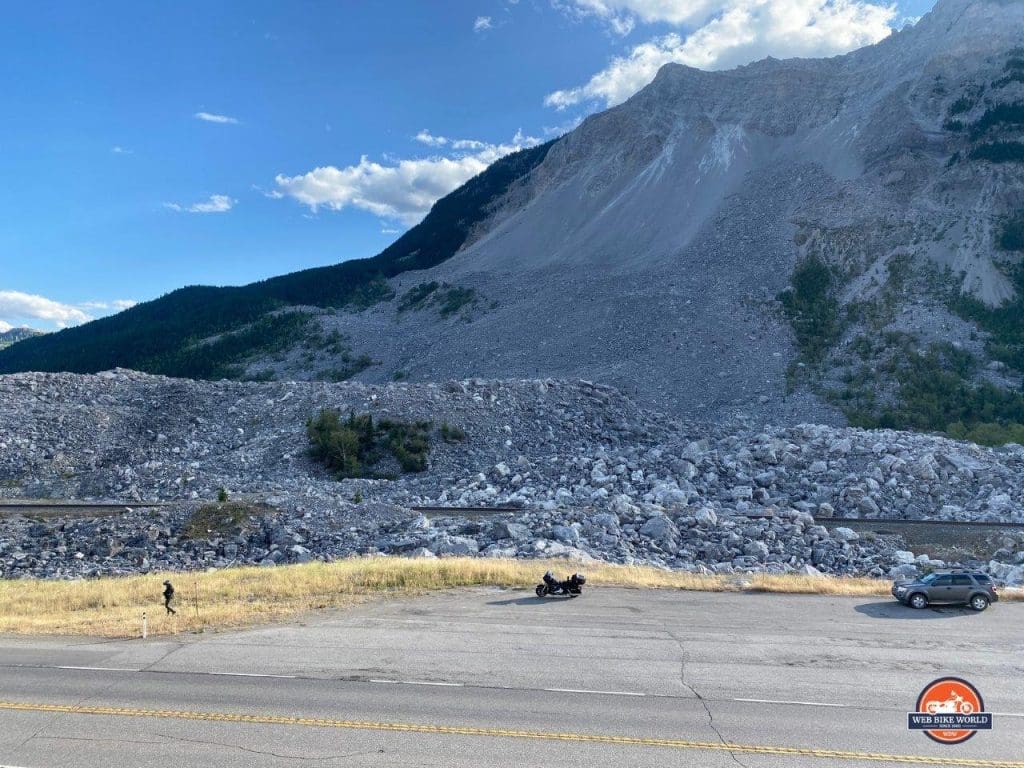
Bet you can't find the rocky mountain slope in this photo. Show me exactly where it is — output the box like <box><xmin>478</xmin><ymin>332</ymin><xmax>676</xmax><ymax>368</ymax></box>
<box><xmin>1</xmin><ymin>371</ymin><xmax>1022</xmax><ymax>583</ymax></box>
<box><xmin>2</xmin><ymin>0</ymin><xmax>1023</xmax><ymax>436</ymax></box>
<box><xmin>324</xmin><ymin>0</ymin><xmax>1024</xmax><ymax>431</ymax></box>
<box><xmin>0</xmin><ymin>327</ymin><xmax>42</xmax><ymax>350</ymax></box>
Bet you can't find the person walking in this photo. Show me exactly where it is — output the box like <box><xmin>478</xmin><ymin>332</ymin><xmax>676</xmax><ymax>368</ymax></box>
<box><xmin>162</xmin><ymin>580</ymin><xmax>177</xmax><ymax>615</ymax></box>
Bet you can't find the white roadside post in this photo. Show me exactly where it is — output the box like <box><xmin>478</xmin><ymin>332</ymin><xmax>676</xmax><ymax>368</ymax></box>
<box><xmin>142</xmin><ymin>611</ymin><xmax>148</xmax><ymax>640</ymax></box>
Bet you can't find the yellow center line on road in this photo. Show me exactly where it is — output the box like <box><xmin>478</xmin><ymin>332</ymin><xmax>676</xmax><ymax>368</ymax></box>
<box><xmin>0</xmin><ymin>700</ymin><xmax>1021</xmax><ymax>767</ymax></box>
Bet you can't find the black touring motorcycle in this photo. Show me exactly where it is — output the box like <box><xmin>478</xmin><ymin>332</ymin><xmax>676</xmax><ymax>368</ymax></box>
<box><xmin>535</xmin><ymin>570</ymin><xmax>586</xmax><ymax>598</ymax></box>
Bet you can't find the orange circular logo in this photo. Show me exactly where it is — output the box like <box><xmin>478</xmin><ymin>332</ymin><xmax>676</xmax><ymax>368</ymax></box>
<box><xmin>911</xmin><ymin>677</ymin><xmax>989</xmax><ymax>745</ymax></box>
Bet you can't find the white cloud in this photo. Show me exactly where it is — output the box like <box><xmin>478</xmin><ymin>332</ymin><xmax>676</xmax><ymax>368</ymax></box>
<box><xmin>415</xmin><ymin>129</ymin><xmax>449</xmax><ymax>147</ymax></box>
<box><xmin>415</xmin><ymin>131</ymin><xmax>489</xmax><ymax>151</ymax></box>
<box><xmin>164</xmin><ymin>194</ymin><xmax>236</xmax><ymax>214</ymax></box>
<box><xmin>547</xmin><ymin>0</ymin><xmax>896</xmax><ymax>109</ymax></box>
<box><xmin>0</xmin><ymin>320</ymin><xmax>12</xmax><ymax>332</ymax></box>
<box><xmin>194</xmin><ymin>111</ymin><xmax>239</xmax><ymax>124</ymax></box>
<box><xmin>474</xmin><ymin>15</ymin><xmax>493</xmax><ymax>32</ymax></box>
<box><xmin>566</xmin><ymin>0</ymin><xmax>718</xmax><ymax>27</ymax></box>
<box><xmin>452</xmin><ymin>138</ymin><xmax>487</xmax><ymax>150</ymax></box>
<box><xmin>111</xmin><ymin>145</ymin><xmax>133</xmax><ymax>154</ymax></box>
<box><xmin>0</xmin><ymin>290</ymin><xmax>93</xmax><ymax>329</ymax></box>
<box><xmin>77</xmin><ymin>299</ymin><xmax>138</xmax><ymax>312</ymax></box>
<box><xmin>274</xmin><ymin>132</ymin><xmax>541</xmax><ymax>225</ymax></box>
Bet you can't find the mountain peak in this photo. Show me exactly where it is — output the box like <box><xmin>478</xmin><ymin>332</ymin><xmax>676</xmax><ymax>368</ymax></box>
<box><xmin>911</xmin><ymin>0</ymin><xmax>1024</xmax><ymax>39</ymax></box>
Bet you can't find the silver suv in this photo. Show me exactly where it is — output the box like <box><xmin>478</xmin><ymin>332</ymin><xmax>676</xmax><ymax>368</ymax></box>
<box><xmin>892</xmin><ymin>570</ymin><xmax>999</xmax><ymax>611</ymax></box>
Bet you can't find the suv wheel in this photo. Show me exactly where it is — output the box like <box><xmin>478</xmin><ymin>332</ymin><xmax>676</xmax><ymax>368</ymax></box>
<box><xmin>908</xmin><ymin>593</ymin><xmax>929</xmax><ymax>609</ymax></box>
<box><xmin>969</xmin><ymin>594</ymin><xmax>990</xmax><ymax>611</ymax></box>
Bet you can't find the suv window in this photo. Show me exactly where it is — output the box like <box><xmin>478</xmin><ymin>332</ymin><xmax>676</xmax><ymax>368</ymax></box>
<box><xmin>952</xmin><ymin>575</ymin><xmax>972</xmax><ymax>585</ymax></box>
<box><xmin>974</xmin><ymin>574</ymin><xmax>992</xmax><ymax>583</ymax></box>
<box><xmin>931</xmin><ymin>575</ymin><xmax>953</xmax><ymax>586</ymax></box>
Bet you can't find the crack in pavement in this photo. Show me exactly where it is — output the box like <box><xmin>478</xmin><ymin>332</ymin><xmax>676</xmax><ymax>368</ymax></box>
<box><xmin>157</xmin><ymin>732</ymin><xmax>386</xmax><ymax>762</ymax></box>
<box><xmin>10</xmin><ymin>652</ymin><xmax>137</xmax><ymax>756</ymax></box>
<box><xmin>35</xmin><ymin>734</ymin><xmax>164</xmax><ymax>746</ymax></box>
<box><xmin>666</xmin><ymin>628</ymin><xmax>749</xmax><ymax>768</ymax></box>
<box><xmin>9</xmin><ymin>638</ymin><xmax>190</xmax><ymax>757</ymax></box>
<box><xmin>138</xmin><ymin>641</ymin><xmax>187</xmax><ymax>673</ymax></box>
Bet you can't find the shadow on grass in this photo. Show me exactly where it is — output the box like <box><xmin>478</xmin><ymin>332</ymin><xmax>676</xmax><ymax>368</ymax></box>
<box><xmin>855</xmin><ymin>601</ymin><xmax>977</xmax><ymax>620</ymax></box>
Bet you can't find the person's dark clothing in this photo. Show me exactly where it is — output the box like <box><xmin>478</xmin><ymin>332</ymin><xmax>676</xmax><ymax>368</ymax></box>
<box><xmin>163</xmin><ymin>582</ymin><xmax>176</xmax><ymax>615</ymax></box>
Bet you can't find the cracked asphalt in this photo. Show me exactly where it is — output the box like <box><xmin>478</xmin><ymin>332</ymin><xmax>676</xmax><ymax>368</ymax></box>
<box><xmin>0</xmin><ymin>587</ymin><xmax>1022</xmax><ymax>767</ymax></box>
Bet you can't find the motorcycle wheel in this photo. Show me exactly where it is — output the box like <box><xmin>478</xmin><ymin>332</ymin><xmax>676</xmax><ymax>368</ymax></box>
<box><xmin>535</xmin><ymin>584</ymin><xmax>547</xmax><ymax>598</ymax></box>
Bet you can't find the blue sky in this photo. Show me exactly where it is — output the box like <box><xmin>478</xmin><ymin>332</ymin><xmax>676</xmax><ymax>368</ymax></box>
<box><xmin>1</xmin><ymin>0</ymin><xmax>935</xmax><ymax>331</ymax></box>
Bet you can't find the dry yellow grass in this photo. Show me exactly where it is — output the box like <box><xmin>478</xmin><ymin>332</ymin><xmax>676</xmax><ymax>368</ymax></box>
<box><xmin>745</xmin><ymin>573</ymin><xmax>891</xmax><ymax>596</ymax></box>
<box><xmin>0</xmin><ymin>557</ymin><xmax>1017</xmax><ymax>639</ymax></box>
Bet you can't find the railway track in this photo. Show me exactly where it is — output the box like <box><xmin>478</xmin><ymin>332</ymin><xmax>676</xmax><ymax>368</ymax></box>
<box><xmin>0</xmin><ymin>501</ymin><xmax>171</xmax><ymax>518</ymax></box>
<box><xmin>412</xmin><ymin>506</ymin><xmax>1024</xmax><ymax>528</ymax></box>
<box><xmin>0</xmin><ymin>502</ymin><xmax>1021</xmax><ymax>530</ymax></box>
<box><xmin>411</xmin><ymin>506</ymin><xmax>523</xmax><ymax>516</ymax></box>
<box><xmin>821</xmin><ymin>516</ymin><xmax>1024</xmax><ymax>529</ymax></box>
<box><xmin>0</xmin><ymin>502</ymin><xmax>169</xmax><ymax>510</ymax></box>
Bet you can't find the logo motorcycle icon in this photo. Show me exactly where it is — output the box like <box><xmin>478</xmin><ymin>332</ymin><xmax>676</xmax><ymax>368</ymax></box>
<box><xmin>908</xmin><ymin>677</ymin><xmax>992</xmax><ymax>745</ymax></box>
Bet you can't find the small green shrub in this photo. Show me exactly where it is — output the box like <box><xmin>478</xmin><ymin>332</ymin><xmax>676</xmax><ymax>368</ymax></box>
<box><xmin>398</xmin><ymin>282</ymin><xmax>440</xmax><ymax>312</ymax></box>
<box><xmin>948</xmin><ymin>96</ymin><xmax>974</xmax><ymax>116</ymax></box>
<box><xmin>946</xmin><ymin>421</ymin><xmax>1024</xmax><ymax>446</ymax></box>
<box><xmin>398</xmin><ymin>282</ymin><xmax>480</xmax><ymax>318</ymax></box>
<box><xmin>307</xmin><ymin>409</ymin><xmax>364</xmax><ymax>477</ymax></box>
<box><xmin>183</xmin><ymin>502</ymin><xmax>261</xmax><ymax>540</ymax></box>
<box><xmin>440</xmin><ymin>421</ymin><xmax>467</xmax><ymax>442</ymax></box>
<box><xmin>777</xmin><ymin>255</ymin><xmax>842</xmax><ymax>363</ymax></box>
<box><xmin>379</xmin><ymin>418</ymin><xmax>432</xmax><ymax>472</ymax></box>
<box><xmin>306</xmin><ymin>409</ymin><xmax>431</xmax><ymax>478</ymax></box>
<box><xmin>969</xmin><ymin>103</ymin><xmax>1024</xmax><ymax>139</ymax></box>
<box><xmin>317</xmin><ymin>329</ymin><xmax>347</xmax><ymax>353</ymax></box>
<box><xmin>969</xmin><ymin>141</ymin><xmax>1024</xmax><ymax>163</ymax></box>
<box><xmin>950</xmin><ymin>263</ymin><xmax>1024</xmax><ymax>372</ymax></box>
<box><xmin>345</xmin><ymin>276</ymin><xmax>395</xmax><ymax>311</ymax></box>
<box><xmin>843</xmin><ymin>341</ymin><xmax>1024</xmax><ymax>444</ymax></box>
<box><xmin>993</xmin><ymin>72</ymin><xmax>1024</xmax><ymax>89</ymax></box>
<box><xmin>217</xmin><ymin>487</ymin><xmax>229</xmax><ymax>503</ymax></box>
<box><xmin>999</xmin><ymin>215</ymin><xmax>1024</xmax><ymax>251</ymax></box>
<box><xmin>243</xmin><ymin>369</ymin><xmax>277</xmax><ymax>382</ymax></box>
<box><xmin>315</xmin><ymin>354</ymin><xmax>376</xmax><ymax>382</ymax></box>
<box><xmin>437</xmin><ymin>287</ymin><xmax>477</xmax><ymax>318</ymax></box>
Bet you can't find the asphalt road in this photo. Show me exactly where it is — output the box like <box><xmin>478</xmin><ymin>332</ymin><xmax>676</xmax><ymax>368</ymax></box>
<box><xmin>0</xmin><ymin>587</ymin><xmax>1022</xmax><ymax>767</ymax></box>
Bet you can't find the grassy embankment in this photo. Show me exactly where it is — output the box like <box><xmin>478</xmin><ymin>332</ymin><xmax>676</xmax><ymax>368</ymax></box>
<box><xmin>0</xmin><ymin>557</ymin><xmax>1018</xmax><ymax>639</ymax></box>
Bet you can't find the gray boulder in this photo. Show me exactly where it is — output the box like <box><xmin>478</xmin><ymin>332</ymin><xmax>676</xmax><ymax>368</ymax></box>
<box><xmin>833</xmin><ymin>527</ymin><xmax>859</xmax><ymax>542</ymax></box>
<box><xmin>639</xmin><ymin>515</ymin><xmax>679</xmax><ymax>543</ymax></box>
